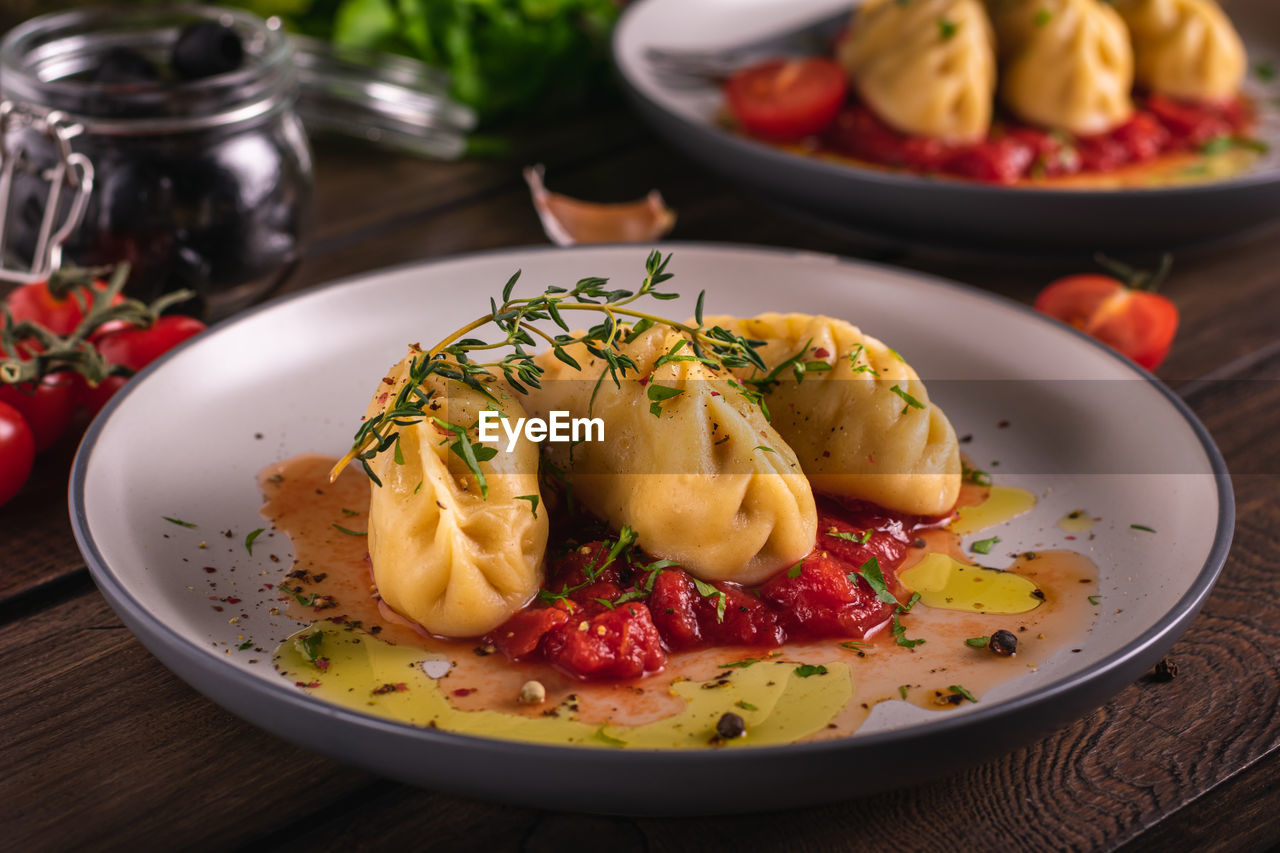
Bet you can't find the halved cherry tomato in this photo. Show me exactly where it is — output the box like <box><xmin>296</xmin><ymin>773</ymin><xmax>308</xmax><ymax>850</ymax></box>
<box><xmin>5</xmin><ymin>279</ymin><xmax>125</xmax><ymax>336</ymax></box>
<box><xmin>1035</xmin><ymin>274</ymin><xmax>1179</xmax><ymax>370</ymax></box>
<box><xmin>725</xmin><ymin>58</ymin><xmax>848</xmax><ymax>142</ymax></box>
<box><xmin>0</xmin><ymin>374</ymin><xmax>76</xmax><ymax>453</ymax></box>
<box><xmin>0</xmin><ymin>401</ymin><xmax>35</xmax><ymax>507</ymax></box>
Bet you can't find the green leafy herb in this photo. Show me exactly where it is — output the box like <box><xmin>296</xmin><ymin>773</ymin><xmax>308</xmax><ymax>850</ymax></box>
<box><xmin>949</xmin><ymin>684</ymin><xmax>978</xmax><ymax>703</ymax></box>
<box><xmin>340</xmin><ymin>508</ymin><xmax>360</xmax><ymax>516</ymax></box>
<box><xmin>839</xmin><ymin>640</ymin><xmax>870</xmax><ymax>651</ymax></box>
<box><xmin>787</xmin><ymin>560</ymin><xmax>804</xmax><ymax>579</ymax></box>
<box><xmin>828</xmin><ymin>529</ymin><xmax>873</xmax><ymax>545</ymax></box>
<box><xmin>889</xmin><ymin>384</ymin><xmax>925</xmax><ymax>414</ymax></box>
<box><xmin>1034</xmin><ymin>7</ymin><xmax>1052</xmax><ymax>26</ymax></box>
<box><xmin>295</xmin><ymin>630</ymin><xmax>324</xmax><ymax>664</ymax></box>
<box><xmin>892</xmin><ymin>613</ymin><xmax>926</xmax><ymax>648</ymax></box>
<box><xmin>515</xmin><ymin>494</ymin><xmax>539</xmax><ymax>518</ymax></box>
<box><xmin>971</xmin><ymin>536</ymin><xmax>1001</xmax><ymax>555</ymax></box>
<box><xmin>735</xmin><ymin>700</ymin><xmax>758</xmax><ymax>711</ymax></box>
<box><xmin>692</xmin><ymin>576</ymin><xmax>728</xmax><ymax>623</ymax></box>
<box><xmin>1201</xmin><ymin>136</ymin><xmax>1270</xmax><ymax>156</ymax></box>
<box><xmin>794</xmin><ymin>664</ymin><xmax>828</xmax><ymax>678</ymax></box>
<box><xmin>938</xmin><ymin>17</ymin><xmax>958</xmax><ymax>39</ymax></box>
<box><xmin>1256</xmin><ymin>60</ymin><xmax>1277</xmax><ymax>82</ymax></box>
<box><xmin>898</xmin><ymin>684</ymin><xmax>909</xmax><ymax>699</ymax></box>
<box><xmin>646</xmin><ymin>382</ymin><xmax>685</xmax><ymax>417</ymax></box>
<box><xmin>1130</xmin><ymin>524</ymin><xmax>1156</xmax><ymax>533</ymax></box>
<box><xmin>332</xmin><ymin>524</ymin><xmax>367</xmax><ymax>536</ymax></box>
<box><xmin>594</xmin><ymin>726</ymin><xmax>627</xmax><ymax>747</ymax></box>
<box><xmin>413</xmin><ymin>480</ymin><xmax>423</xmax><ymax>494</ymax></box>
<box><xmin>244</xmin><ymin>527</ymin><xmax>266</xmax><ymax>555</ymax></box>
<box><xmin>753</xmin><ymin>445</ymin><xmax>776</xmax><ymax>453</ymax></box>
<box><xmin>961</xmin><ymin>460</ymin><xmax>993</xmax><ymax>487</ymax></box>
<box><xmin>162</xmin><ymin>516</ymin><xmax>197</xmax><ymax>529</ymax></box>
<box><xmin>280</xmin><ymin>585</ymin><xmax>320</xmax><ymax>607</ymax></box>
<box><xmin>238</xmin><ymin>639</ymin><xmax>254</xmax><ymax>650</ymax></box>
<box><xmin>1088</xmin><ymin>594</ymin><xmax>1101</xmax><ymax>606</ymax></box>
<box><xmin>720</xmin><ymin>656</ymin><xmax>766</xmax><ymax>669</ymax></box>
<box><xmin>850</xmin><ymin>557</ymin><xmax>899</xmax><ymax>606</ymax></box>
<box><xmin>901</xmin><ymin>592</ymin><xmax>921</xmax><ymax>612</ymax></box>
<box><xmin>965</xmin><ymin>636</ymin><xmax>990</xmax><ymax>648</ymax></box>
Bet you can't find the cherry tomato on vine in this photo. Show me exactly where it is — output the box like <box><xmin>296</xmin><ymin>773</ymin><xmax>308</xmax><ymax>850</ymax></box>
<box><xmin>5</xmin><ymin>279</ymin><xmax>125</xmax><ymax>336</ymax></box>
<box><xmin>93</xmin><ymin>315</ymin><xmax>207</xmax><ymax>371</ymax></box>
<box><xmin>0</xmin><ymin>401</ymin><xmax>36</xmax><ymax>507</ymax></box>
<box><xmin>724</xmin><ymin>58</ymin><xmax>848</xmax><ymax>141</ymax></box>
<box><xmin>1034</xmin><ymin>274</ymin><xmax>1179</xmax><ymax>371</ymax></box>
<box><xmin>0</xmin><ymin>374</ymin><xmax>76</xmax><ymax>453</ymax></box>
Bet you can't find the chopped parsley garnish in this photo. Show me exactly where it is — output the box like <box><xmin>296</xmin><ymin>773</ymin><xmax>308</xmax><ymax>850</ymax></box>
<box><xmin>515</xmin><ymin>494</ymin><xmax>539</xmax><ymax>518</ymax></box>
<box><xmin>1130</xmin><ymin>524</ymin><xmax>1156</xmax><ymax>533</ymax></box>
<box><xmin>294</xmin><ymin>630</ymin><xmax>324</xmax><ymax>665</ymax></box>
<box><xmin>961</xmin><ymin>460</ymin><xmax>993</xmax><ymax>487</ymax></box>
<box><xmin>692</xmin><ymin>576</ymin><xmax>728</xmax><ymax>623</ymax></box>
<box><xmin>839</xmin><ymin>640</ymin><xmax>870</xmax><ymax>651</ymax></box>
<box><xmin>787</xmin><ymin>560</ymin><xmax>804</xmax><ymax>579</ymax></box>
<box><xmin>889</xmin><ymin>384</ymin><xmax>925</xmax><ymax>414</ymax></box>
<box><xmin>937</xmin><ymin>17</ymin><xmax>958</xmax><ymax>40</ymax></box>
<box><xmin>949</xmin><ymin>684</ymin><xmax>978</xmax><ymax>703</ymax></box>
<box><xmin>849</xmin><ymin>557</ymin><xmax>899</xmax><ymax>607</ymax></box>
<box><xmin>901</xmin><ymin>591</ymin><xmax>921</xmax><ymax>612</ymax></box>
<box><xmin>965</xmin><ymin>636</ymin><xmax>990</xmax><ymax>648</ymax></box>
<box><xmin>162</xmin><ymin>516</ymin><xmax>197</xmax><ymax>528</ymax></box>
<box><xmin>898</xmin><ymin>685</ymin><xmax>909</xmax><ymax>699</ymax></box>
<box><xmin>971</xmin><ymin>536</ymin><xmax>1001</xmax><ymax>555</ymax></box>
<box><xmin>794</xmin><ymin>664</ymin><xmax>828</xmax><ymax>678</ymax></box>
<box><xmin>754</xmin><ymin>445</ymin><xmax>776</xmax><ymax>453</ymax></box>
<box><xmin>331</xmin><ymin>524</ymin><xmax>367</xmax><ymax>536</ymax></box>
<box><xmin>1088</xmin><ymin>594</ymin><xmax>1101</xmax><ymax>606</ymax></box>
<box><xmin>891</xmin><ymin>613</ymin><xmax>925</xmax><ymax>648</ymax></box>
<box><xmin>244</xmin><ymin>528</ymin><xmax>265</xmax><ymax>555</ymax></box>
<box><xmin>238</xmin><ymin>639</ymin><xmax>254</xmax><ymax>650</ymax></box>
<box><xmin>340</xmin><ymin>508</ymin><xmax>360</xmax><ymax>516</ymax></box>
<box><xmin>828</xmin><ymin>529</ymin><xmax>873</xmax><ymax>545</ymax></box>
<box><xmin>720</xmin><ymin>655</ymin><xmax>773</xmax><ymax>669</ymax></box>
<box><xmin>735</xmin><ymin>700</ymin><xmax>758</xmax><ymax>711</ymax></box>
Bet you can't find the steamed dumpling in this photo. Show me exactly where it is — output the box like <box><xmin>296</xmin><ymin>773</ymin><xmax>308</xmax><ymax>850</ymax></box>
<box><xmin>704</xmin><ymin>314</ymin><xmax>961</xmax><ymax>518</ymax></box>
<box><xmin>365</xmin><ymin>351</ymin><xmax>548</xmax><ymax>637</ymax></box>
<box><xmin>838</xmin><ymin>0</ymin><xmax>997</xmax><ymax>143</ymax></box>
<box><xmin>991</xmin><ymin>0</ymin><xmax>1135</xmax><ymax>135</ymax></box>
<box><xmin>1112</xmin><ymin>0</ymin><xmax>1245</xmax><ymax>103</ymax></box>
<box><xmin>523</xmin><ymin>325</ymin><xmax>817</xmax><ymax>586</ymax></box>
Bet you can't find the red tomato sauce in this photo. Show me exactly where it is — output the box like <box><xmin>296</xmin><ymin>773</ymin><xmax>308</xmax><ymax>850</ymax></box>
<box><xmin>486</xmin><ymin>499</ymin><xmax>942</xmax><ymax>681</ymax></box>
<box><xmin>816</xmin><ymin>94</ymin><xmax>1254</xmax><ymax>185</ymax></box>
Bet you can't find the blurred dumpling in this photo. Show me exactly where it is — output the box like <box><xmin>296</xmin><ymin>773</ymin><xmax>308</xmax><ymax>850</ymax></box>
<box><xmin>704</xmin><ymin>313</ymin><xmax>961</xmax><ymax>518</ymax></box>
<box><xmin>1112</xmin><ymin>0</ymin><xmax>1245</xmax><ymax>103</ymax></box>
<box><xmin>523</xmin><ymin>325</ymin><xmax>817</xmax><ymax>586</ymax></box>
<box><xmin>365</xmin><ymin>351</ymin><xmax>548</xmax><ymax>637</ymax></box>
<box><xmin>838</xmin><ymin>0</ymin><xmax>997</xmax><ymax>143</ymax></box>
<box><xmin>991</xmin><ymin>0</ymin><xmax>1135</xmax><ymax>135</ymax></box>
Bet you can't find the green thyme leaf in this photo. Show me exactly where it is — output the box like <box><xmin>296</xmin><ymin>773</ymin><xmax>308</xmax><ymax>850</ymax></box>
<box><xmin>515</xmin><ymin>494</ymin><xmax>539</xmax><ymax>519</ymax></box>
<box><xmin>162</xmin><ymin>516</ymin><xmax>197</xmax><ymax>528</ymax></box>
<box><xmin>1130</xmin><ymin>524</ymin><xmax>1156</xmax><ymax>533</ymax></box>
<box><xmin>889</xmin><ymin>384</ymin><xmax>925</xmax><ymax>414</ymax></box>
<box><xmin>965</xmin><ymin>636</ymin><xmax>990</xmax><ymax>648</ymax></box>
<box><xmin>244</xmin><ymin>527</ymin><xmax>265</xmax><ymax>555</ymax></box>
<box><xmin>949</xmin><ymin>684</ymin><xmax>978</xmax><ymax>703</ymax></box>
<box><xmin>594</xmin><ymin>727</ymin><xmax>627</xmax><ymax>747</ymax></box>
<box><xmin>735</xmin><ymin>700</ymin><xmax>758</xmax><ymax>711</ymax></box>
<box><xmin>331</xmin><ymin>524</ymin><xmax>367</xmax><ymax>536</ymax></box>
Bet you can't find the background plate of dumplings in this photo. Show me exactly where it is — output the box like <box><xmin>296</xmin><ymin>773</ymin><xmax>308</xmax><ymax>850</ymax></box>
<box><xmin>614</xmin><ymin>0</ymin><xmax>1280</xmax><ymax>253</ymax></box>
<box><xmin>71</xmin><ymin>244</ymin><xmax>1232</xmax><ymax>813</ymax></box>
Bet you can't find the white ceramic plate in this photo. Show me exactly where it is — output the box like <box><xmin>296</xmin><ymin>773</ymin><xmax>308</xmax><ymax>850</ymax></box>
<box><xmin>613</xmin><ymin>0</ymin><xmax>1280</xmax><ymax>251</ymax></box>
<box><xmin>72</xmin><ymin>244</ymin><xmax>1232</xmax><ymax>814</ymax></box>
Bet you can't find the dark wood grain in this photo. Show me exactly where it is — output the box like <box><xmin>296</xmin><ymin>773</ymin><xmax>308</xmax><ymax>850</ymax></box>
<box><xmin>3</xmin><ymin>120</ymin><xmax>1280</xmax><ymax>852</ymax></box>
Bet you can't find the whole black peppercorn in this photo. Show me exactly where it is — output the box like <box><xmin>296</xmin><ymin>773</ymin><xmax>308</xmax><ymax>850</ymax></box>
<box><xmin>715</xmin><ymin>712</ymin><xmax>746</xmax><ymax>739</ymax></box>
<box><xmin>988</xmin><ymin>629</ymin><xmax>1018</xmax><ymax>656</ymax></box>
<box><xmin>1151</xmin><ymin>657</ymin><xmax>1178</xmax><ymax>682</ymax></box>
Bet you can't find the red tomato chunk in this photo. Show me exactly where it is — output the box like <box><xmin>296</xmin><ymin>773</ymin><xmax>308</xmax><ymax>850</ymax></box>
<box><xmin>485</xmin><ymin>499</ymin><xmax>936</xmax><ymax>682</ymax></box>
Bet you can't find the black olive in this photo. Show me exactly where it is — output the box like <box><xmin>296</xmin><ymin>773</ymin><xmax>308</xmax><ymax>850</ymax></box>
<box><xmin>93</xmin><ymin>47</ymin><xmax>160</xmax><ymax>85</ymax></box>
<box><xmin>715</xmin><ymin>712</ymin><xmax>746</xmax><ymax>739</ymax></box>
<box><xmin>988</xmin><ymin>629</ymin><xmax>1018</xmax><ymax>656</ymax></box>
<box><xmin>171</xmin><ymin>21</ymin><xmax>244</xmax><ymax>80</ymax></box>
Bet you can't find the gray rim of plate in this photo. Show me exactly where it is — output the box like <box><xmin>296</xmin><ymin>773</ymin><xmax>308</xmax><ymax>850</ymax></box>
<box><xmin>610</xmin><ymin>1</ymin><xmax>1278</xmax><ymax>199</ymax></box>
<box><xmin>69</xmin><ymin>241</ymin><xmax>1235</xmax><ymax>769</ymax></box>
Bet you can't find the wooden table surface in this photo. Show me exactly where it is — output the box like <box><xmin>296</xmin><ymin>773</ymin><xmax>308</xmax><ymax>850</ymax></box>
<box><xmin>3</xmin><ymin>104</ymin><xmax>1279</xmax><ymax>852</ymax></box>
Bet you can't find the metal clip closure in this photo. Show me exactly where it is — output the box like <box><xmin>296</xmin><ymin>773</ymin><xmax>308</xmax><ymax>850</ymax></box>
<box><xmin>0</xmin><ymin>101</ymin><xmax>94</xmax><ymax>284</ymax></box>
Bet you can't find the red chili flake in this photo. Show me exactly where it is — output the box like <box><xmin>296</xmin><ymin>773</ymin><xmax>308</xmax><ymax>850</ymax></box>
<box><xmin>452</xmin><ymin>688</ymin><xmax>476</xmax><ymax>697</ymax></box>
<box><xmin>822</xmin><ymin>450</ymin><xmax>831</xmax><ymax>458</ymax></box>
<box><xmin>376</xmin><ymin>392</ymin><xmax>390</xmax><ymax>405</ymax></box>
<box><xmin>638</xmin><ymin>375</ymin><xmax>651</xmax><ymax>387</ymax></box>
<box><xmin>211</xmin><ymin>605</ymin><xmax>224</xmax><ymax>612</ymax></box>
<box><xmin>223</xmin><ymin>597</ymin><xmax>241</xmax><ymax>604</ymax></box>
<box><xmin>372</xmin><ymin>682</ymin><xmax>407</xmax><ymax>695</ymax></box>
<box><xmin>315</xmin><ymin>658</ymin><xmax>331</xmax><ymax>671</ymax></box>
<box><xmin>263</xmin><ymin>583</ymin><xmax>274</xmax><ymax>589</ymax></box>
<box><xmin>1065</xmin><ymin>535</ymin><xmax>1077</xmax><ymax>540</ymax></box>
<box><xmin>813</xmin><ymin>347</ymin><xmax>830</xmax><ymax>358</ymax></box>
<box><xmin>203</xmin><ymin>567</ymin><xmax>217</xmax><ymax>573</ymax></box>
<box><xmin>867</xmin><ymin>454</ymin><xmax>875</xmax><ymax>464</ymax></box>
<box><xmin>296</xmin><ymin>681</ymin><xmax>321</xmax><ymax>688</ymax></box>
<box><xmin>710</xmin><ymin>391</ymin><xmax>721</xmax><ymax>396</ymax></box>
<box><xmin>998</xmin><ymin>419</ymin><xmax>1010</xmax><ymax>428</ymax></box>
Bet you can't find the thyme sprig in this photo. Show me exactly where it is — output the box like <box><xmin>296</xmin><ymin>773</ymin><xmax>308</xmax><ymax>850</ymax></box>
<box><xmin>332</xmin><ymin>251</ymin><xmax>772</xmax><ymax>489</ymax></box>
